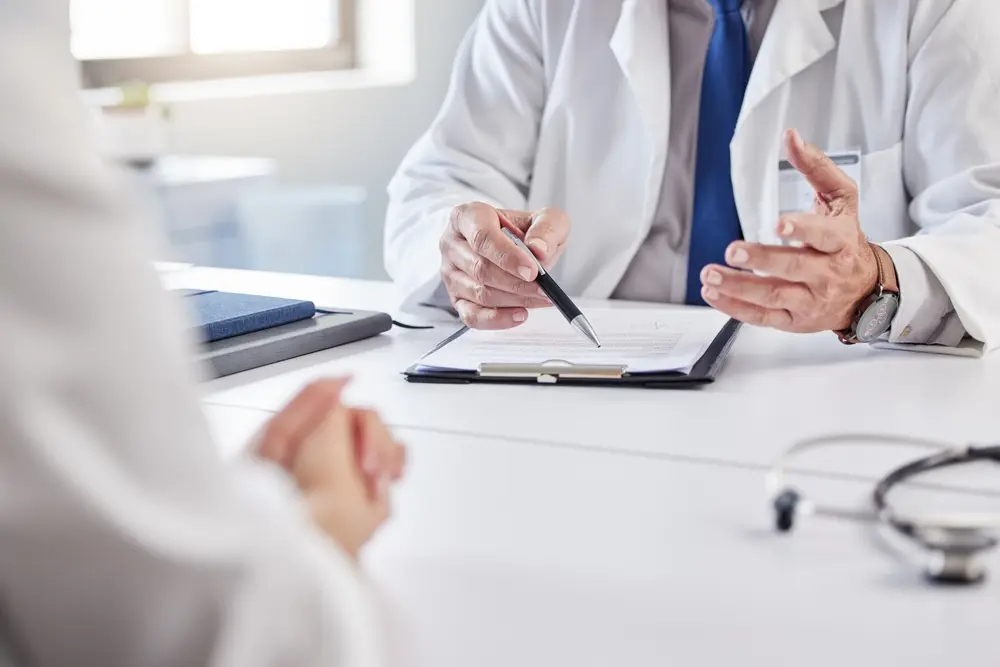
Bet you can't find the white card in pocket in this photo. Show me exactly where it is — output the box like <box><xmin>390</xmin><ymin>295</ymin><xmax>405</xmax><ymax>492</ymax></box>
<box><xmin>778</xmin><ymin>150</ymin><xmax>862</xmax><ymax>215</ymax></box>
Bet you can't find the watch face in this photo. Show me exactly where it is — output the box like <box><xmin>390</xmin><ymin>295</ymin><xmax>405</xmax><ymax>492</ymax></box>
<box><xmin>856</xmin><ymin>294</ymin><xmax>899</xmax><ymax>343</ymax></box>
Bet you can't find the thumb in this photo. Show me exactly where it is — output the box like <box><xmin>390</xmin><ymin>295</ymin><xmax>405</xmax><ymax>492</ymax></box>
<box><xmin>785</xmin><ymin>129</ymin><xmax>859</xmax><ymax>207</ymax></box>
<box><xmin>523</xmin><ymin>207</ymin><xmax>571</xmax><ymax>264</ymax></box>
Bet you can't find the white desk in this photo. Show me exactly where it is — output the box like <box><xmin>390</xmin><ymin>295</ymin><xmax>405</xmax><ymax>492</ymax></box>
<box><xmin>204</xmin><ymin>403</ymin><xmax>1000</xmax><ymax>667</ymax></box>
<box><xmin>177</xmin><ymin>268</ymin><xmax>1000</xmax><ymax>485</ymax></box>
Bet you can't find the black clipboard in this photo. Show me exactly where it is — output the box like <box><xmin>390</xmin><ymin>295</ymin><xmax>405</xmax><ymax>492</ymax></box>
<box><xmin>403</xmin><ymin>318</ymin><xmax>742</xmax><ymax>389</ymax></box>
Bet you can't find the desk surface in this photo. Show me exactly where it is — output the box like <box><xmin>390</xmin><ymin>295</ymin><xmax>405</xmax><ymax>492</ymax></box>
<box><xmin>205</xmin><ymin>403</ymin><xmax>1000</xmax><ymax>667</ymax></box>
<box><xmin>177</xmin><ymin>268</ymin><xmax>1000</xmax><ymax>485</ymax></box>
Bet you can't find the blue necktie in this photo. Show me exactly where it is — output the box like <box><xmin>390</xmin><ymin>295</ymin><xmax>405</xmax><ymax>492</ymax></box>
<box><xmin>685</xmin><ymin>0</ymin><xmax>751</xmax><ymax>306</ymax></box>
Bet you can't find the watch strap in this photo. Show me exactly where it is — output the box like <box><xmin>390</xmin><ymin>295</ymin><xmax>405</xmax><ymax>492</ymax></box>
<box><xmin>872</xmin><ymin>244</ymin><xmax>899</xmax><ymax>295</ymax></box>
<box><xmin>836</xmin><ymin>243</ymin><xmax>898</xmax><ymax>344</ymax></box>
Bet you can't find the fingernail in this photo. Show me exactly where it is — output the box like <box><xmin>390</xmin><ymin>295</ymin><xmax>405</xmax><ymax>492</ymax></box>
<box><xmin>704</xmin><ymin>270</ymin><xmax>723</xmax><ymax>286</ymax></box>
<box><xmin>780</xmin><ymin>220</ymin><xmax>794</xmax><ymax>237</ymax></box>
<box><xmin>729</xmin><ymin>248</ymin><xmax>749</xmax><ymax>265</ymax></box>
<box><xmin>513</xmin><ymin>311</ymin><xmax>527</xmax><ymax>323</ymax></box>
<box><xmin>528</xmin><ymin>239</ymin><xmax>548</xmax><ymax>255</ymax></box>
<box><xmin>791</xmin><ymin>129</ymin><xmax>805</xmax><ymax>151</ymax></box>
<box><xmin>703</xmin><ymin>287</ymin><xmax>720</xmax><ymax>301</ymax></box>
<box><xmin>518</xmin><ymin>266</ymin><xmax>533</xmax><ymax>281</ymax></box>
<box><xmin>377</xmin><ymin>476</ymin><xmax>390</xmax><ymax>499</ymax></box>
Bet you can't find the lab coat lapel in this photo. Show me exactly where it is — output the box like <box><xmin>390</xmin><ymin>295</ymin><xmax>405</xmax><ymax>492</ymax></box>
<box><xmin>610</xmin><ymin>0</ymin><xmax>671</xmax><ymax>160</ymax></box>
<box><xmin>737</xmin><ymin>0</ymin><xmax>840</xmax><ymax>132</ymax></box>
<box><xmin>731</xmin><ymin>0</ymin><xmax>842</xmax><ymax>242</ymax></box>
<box><xmin>596</xmin><ymin>0</ymin><xmax>670</xmax><ymax>296</ymax></box>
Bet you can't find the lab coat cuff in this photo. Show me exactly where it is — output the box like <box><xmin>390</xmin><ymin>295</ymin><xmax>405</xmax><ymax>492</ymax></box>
<box><xmin>882</xmin><ymin>244</ymin><xmax>959</xmax><ymax>345</ymax></box>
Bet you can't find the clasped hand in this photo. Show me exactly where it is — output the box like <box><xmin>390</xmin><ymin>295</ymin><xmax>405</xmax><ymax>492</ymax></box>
<box><xmin>255</xmin><ymin>379</ymin><xmax>406</xmax><ymax>560</ymax></box>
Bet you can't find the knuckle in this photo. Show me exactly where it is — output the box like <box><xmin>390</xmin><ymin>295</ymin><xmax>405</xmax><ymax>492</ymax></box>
<box><xmin>470</xmin><ymin>257</ymin><xmax>489</xmax><ymax>283</ymax></box>
<box><xmin>449</xmin><ymin>204</ymin><xmax>468</xmax><ymax>229</ymax></box>
<box><xmin>472</xmin><ymin>282</ymin><xmax>490</xmax><ymax>305</ymax></box>
<box><xmin>493</xmin><ymin>248</ymin><xmax>511</xmax><ymax>270</ymax></box>
<box><xmin>814</xmin><ymin>153</ymin><xmax>834</xmax><ymax>174</ymax></box>
<box><xmin>764</xmin><ymin>283</ymin><xmax>784</xmax><ymax>308</ymax></box>
<box><xmin>469</xmin><ymin>226</ymin><xmax>490</xmax><ymax>254</ymax></box>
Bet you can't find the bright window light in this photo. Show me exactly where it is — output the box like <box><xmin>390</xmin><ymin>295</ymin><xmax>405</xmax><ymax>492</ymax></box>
<box><xmin>70</xmin><ymin>0</ymin><xmax>336</xmax><ymax>60</ymax></box>
<box><xmin>71</xmin><ymin>0</ymin><xmax>185</xmax><ymax>60</ymax></box>
<box><xmin>190</xmin><ymin>0</ymin><xmax>334</xmax><ymax>54</ymax></box>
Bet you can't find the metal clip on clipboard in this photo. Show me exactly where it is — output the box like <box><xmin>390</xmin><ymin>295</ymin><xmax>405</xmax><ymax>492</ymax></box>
<box><xmin>477</xmin><ymin>359</ymin><xmax>627</xmax><ymax>384</ymax></box>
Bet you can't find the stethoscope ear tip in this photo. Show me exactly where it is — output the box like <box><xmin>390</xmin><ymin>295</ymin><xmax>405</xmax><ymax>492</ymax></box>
<box><xmin>773</xmin><ymin>488</ymin><xmax>802</xmax><ymax>533</ymax></box>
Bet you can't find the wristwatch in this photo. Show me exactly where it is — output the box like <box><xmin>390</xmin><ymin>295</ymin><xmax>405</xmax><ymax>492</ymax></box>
<box><xmin>836</xmin><ymin>244</ymin><xmax>900</xmax><ymax>345</ymax></box>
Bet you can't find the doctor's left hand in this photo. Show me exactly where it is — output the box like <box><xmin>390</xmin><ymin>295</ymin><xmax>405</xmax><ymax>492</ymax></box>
<box><xmin>700</xmin><ymin>129</ymin><xmax>881</xmax><ymax>334</ymax></box>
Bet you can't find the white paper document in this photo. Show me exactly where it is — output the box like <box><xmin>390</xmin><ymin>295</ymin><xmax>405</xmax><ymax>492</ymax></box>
<box><xmin>418</xmin><ymin>307</ymin><xmax>731</xmax><ymax>374</ymax></box>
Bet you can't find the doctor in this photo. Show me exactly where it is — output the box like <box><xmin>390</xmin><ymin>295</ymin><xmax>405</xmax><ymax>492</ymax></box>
<box><xmin>385</xmin><ymin>0</ymin><xmax>1000</xmax><ymax>352</ymax></box>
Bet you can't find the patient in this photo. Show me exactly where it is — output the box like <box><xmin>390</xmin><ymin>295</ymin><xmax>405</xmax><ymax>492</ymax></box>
<box><xmin>0</xmin><ymin>2</ymin><xmax>401</xmax><ymax>665</ymax></box>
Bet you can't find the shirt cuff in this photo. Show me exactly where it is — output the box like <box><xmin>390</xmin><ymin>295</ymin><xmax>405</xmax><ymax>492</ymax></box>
<box><xmin>882</xmin><ymin>244</ymin><xmax>966</xmax><ymax>346</ymax></box>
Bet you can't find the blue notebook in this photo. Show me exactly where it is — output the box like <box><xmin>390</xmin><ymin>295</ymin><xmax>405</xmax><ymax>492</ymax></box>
<box><xmin>179</xmin><ymin>290</ymin><xmax>317</xmax><ymax>343</ymax></box>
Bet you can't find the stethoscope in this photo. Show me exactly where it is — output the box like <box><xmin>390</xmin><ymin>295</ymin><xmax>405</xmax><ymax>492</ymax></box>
<box><xmin>766</xmin><ymin>433</ymin><xmax>1000</xmax><ymax>585</ymax></box>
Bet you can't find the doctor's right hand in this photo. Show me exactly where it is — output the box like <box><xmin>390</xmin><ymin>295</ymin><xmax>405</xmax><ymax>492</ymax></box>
<box><xmin>440</xmin><ymin>203</ymin><xmax>571</xmax><ymax>329</ymax></box>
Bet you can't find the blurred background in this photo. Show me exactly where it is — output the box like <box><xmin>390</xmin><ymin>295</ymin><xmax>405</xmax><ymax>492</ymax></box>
<box><xmin>74</xmin><ymin>0</ymin><xmax>485</xmax><ymax>280</ymax></box>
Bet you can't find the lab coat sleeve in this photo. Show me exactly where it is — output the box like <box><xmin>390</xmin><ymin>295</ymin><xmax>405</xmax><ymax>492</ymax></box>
<box><xmin>384</xmin><ymin>0</ymin><xmax>546</xmax><ymax>312</ymax></box>
<box><xmin>0</xmin><ymin>4</ymin><xmax>383</xmax><ymax>666</ymax></box>
<box><xmin>883</xmin><ymin>0</ymin><xmax>1000</xmax><ymax>353</ymax></box>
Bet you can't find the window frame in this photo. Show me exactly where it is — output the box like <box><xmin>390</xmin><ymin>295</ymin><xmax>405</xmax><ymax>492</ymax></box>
<box><xmin>77</xmin><ymin>0</ymin><xmax>355</xmax><ymax>88</ymax></box>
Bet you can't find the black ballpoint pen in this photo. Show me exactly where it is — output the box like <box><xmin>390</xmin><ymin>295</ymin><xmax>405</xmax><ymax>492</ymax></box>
<box><xmin>502</xmin><ymin>227</ymin><xmax>602</xmax><ymax>348</ymax></box>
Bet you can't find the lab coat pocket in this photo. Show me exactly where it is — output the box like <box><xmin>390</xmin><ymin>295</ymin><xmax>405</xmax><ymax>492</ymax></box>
<box><xmin>858</xmin><ymin>142</ymin><xmax>910</xmax><ymax>242</ymax></box>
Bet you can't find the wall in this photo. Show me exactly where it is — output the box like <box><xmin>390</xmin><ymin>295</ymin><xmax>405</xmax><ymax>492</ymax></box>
<box><xmin>164</xmin><ymin>0</ymin><xmax>486</xmax><ymax>279</ymax></box>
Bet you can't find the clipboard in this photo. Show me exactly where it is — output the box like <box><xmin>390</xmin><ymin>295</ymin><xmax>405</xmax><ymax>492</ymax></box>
<box><xmin>404</xmin><ymin>318</ymin><xmax>741</xmax><ymax>389</ymax></box>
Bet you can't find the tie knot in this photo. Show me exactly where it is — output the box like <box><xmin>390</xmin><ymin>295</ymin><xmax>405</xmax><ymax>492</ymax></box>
<box><xmin>708</xmin><ymin>0</ymin><xmax>742</xmax><ymax>15</ymax></box>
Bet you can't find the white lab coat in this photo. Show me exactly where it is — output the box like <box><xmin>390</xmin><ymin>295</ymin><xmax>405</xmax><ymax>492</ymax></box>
<box><xmin>386</xmin><ymin>0</ymin><xmax>1000</xmax><ymax>353</ymax></box>
<box><xmin>0</xmin><ymin>3</ymin><xmax>382</xmax><ymax>666</ymax></box>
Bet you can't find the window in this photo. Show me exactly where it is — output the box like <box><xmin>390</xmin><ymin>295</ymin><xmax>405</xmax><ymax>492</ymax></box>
<box><xmin>72</xmin><ymin>0</ymin><xmax>355</xmax><ymax>88</ymax></box>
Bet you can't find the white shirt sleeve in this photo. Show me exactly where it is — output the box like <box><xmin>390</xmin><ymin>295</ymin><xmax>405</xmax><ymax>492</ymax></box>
<box><xmin>883</xmin><ymin>244</ymin><xmax>967</xmax><ymax>347</ymax></box>
<box><xmin>0</xmin><ymin>3</ymin><xmax>383</xmax><ymax>666</ymax></box>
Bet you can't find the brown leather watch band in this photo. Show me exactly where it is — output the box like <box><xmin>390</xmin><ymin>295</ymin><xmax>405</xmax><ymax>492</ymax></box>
<box><xmin>872</xmin><ymin>244</ymin><xmax>899</xmax><ymax>295</ymax></box>
<box><xmin>836</xmin><ymin>243</ymin><xmax>899</xmax><ymax>344</ymax></box>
